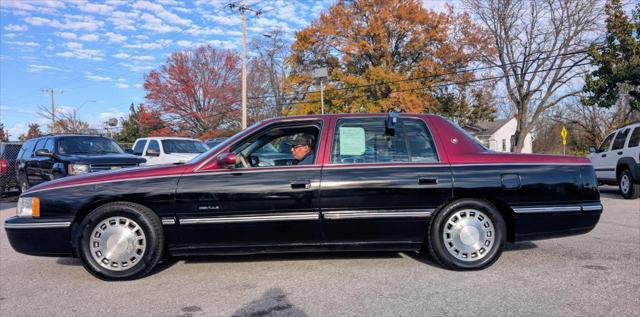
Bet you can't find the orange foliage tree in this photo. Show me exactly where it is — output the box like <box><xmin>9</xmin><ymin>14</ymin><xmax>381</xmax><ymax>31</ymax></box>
<box><xmin>287</xmin><ymin>0</ymin><xmax>494</xmax><ymax>116</ymax></box>
<box><xmin>144</xmin><ymin>45</ymin><xmax>241</xmax><ymax>138</ymax></box>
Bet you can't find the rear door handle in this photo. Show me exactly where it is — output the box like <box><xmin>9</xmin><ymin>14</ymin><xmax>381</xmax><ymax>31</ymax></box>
<box><xmin>291</xmin><ymin>180</ymin><xmax>311</xmax><ymax>189</ymax></box>
<box><xmin>418</xmin><ymin>177</ymin><xmax>438</xmax><ymax>185</ymax></box>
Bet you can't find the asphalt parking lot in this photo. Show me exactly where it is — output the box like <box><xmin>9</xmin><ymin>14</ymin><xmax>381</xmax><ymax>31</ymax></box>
<box><xmin>0</xmin><ymin>187</ymin><xmax>638</xmax><ymax>316</ymax></box>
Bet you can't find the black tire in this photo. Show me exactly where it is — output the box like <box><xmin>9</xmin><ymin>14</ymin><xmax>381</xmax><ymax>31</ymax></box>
<box><xmin>426</xmin><ymin>199</ymin><xmax>506</xmax><ymax>270</ymax></box>
<box><xmin>76</xmin><ymin>202</ymin><xmax>164</xmax><ymax>280</ymax></box>
<box><xmin>618</xmin><ymin>169</ymin><xmax>640</xmax><ymax>199</ymax></box>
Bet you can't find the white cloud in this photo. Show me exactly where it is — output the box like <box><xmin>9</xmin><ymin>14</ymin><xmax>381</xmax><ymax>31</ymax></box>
<box><xmin>25</xmin><ymin>15</ymin><xmax>104</xmax><ymax>32</ymax></box>
<box><xmin>55</xmin><ymin>32</ymin><xmax>77</xmax><ymax>40</ymax></box>
<box><xmin>157</xmin><ymin>0</ymin><xmax>179</xmax><ymax>5</ymax></box>
<box><xmin>4</xmin><ymin>24</ymin><xmax>28</xmax><ymax>31</ymax></box>
<box><xmin>173</xmin><ymin>7</ymin><xmax>191</xmax><ymax>13</ymax></box>
<box><xmin>176</xmin><ymin>40</ymin><xmax>192</xmax><ymax>47</ymax></box>
<box><xmin>133</xmin><ymin>84</ymin><xmax>143</xmax><ymax>88</ymax></box>
<box><xmin>6</xmin><ymin>41</ymin><xmax>40</xmax><ymax>47</ymax></box>
<box><xmin>204</xmin><ymin>14</ymin><xmax>241</xmax><ymax>26</ymax></box>
<box><xmin>76</xmin><ymin>1</ymin><xmax>114</xmax><ymax>15</ymax></box>
<box><xmin>104</xmin><ymin>32</ymin><xmax>127</xmax><ymax>43</ymax></box>
<box><xmin>132</xmin><ymin>0</ymin><xmax>192</xmax><ymax>26</ymax></box>
<box><xmin>113</xmin><ymin>53</ymin><xmax>131</xmax><ymax>59</ymax></box>
<box><xmin>8</xmin><ymin>123</ymin><xmax>26</xmax><ymax>139</ymax></box>
<box><xmin>139</xmin><ymin>13</ymin><xmax>181</xmax><ymax>33</ymax></box>
<box><xmin>28</xmin><ymin>64</ymin><xmax>62</xmax><ymax>73</ymax></box>
<box><xmin>86</xmin><ymin>74</ymin><xmax>112</xmax><ymax>81</ymax></box>
<box><xmin>57</xmin><ymin>44</ymin><xmax>104</xmax><ymax>60</ymax></box>
<box><xmin>65</xmin><ymin>42</ymin><xmax>83</xmax><ymax>49</ymax></box>
<box><xmin>134</xmin><ymin>34</ymin><xmax>149</xmax><ymax>40</ymax></box>
<box><xmin>109</xmin><ymin>11</ymin><xmax>138</xmax><ymax>31</ymax></box>
<box><xmin>78</xmin><ymin>34</ymin><xmax>99</xmax><ymax>41</ymax></box>
<box><xmin>131</xmin><ymin>55</ymin><xmax>155</xmax><ymax>61</ymax></box>
<box><xmin>0</xmin><ymin>0</ymin><xmax>65</xmax><ymax>14</ymax></box>
<box><xmin>3</xmin><ymin>33</ymin><xmax>16</xmax><ymax>39</ymax></box>
<box><xmin>115</xmin><ymin>83</ymin><xmax>130</xmax><ymax>89</ymax></box>
<box><xmin>123</xmin><ymin>39</ymin><xmax>172</xmax><ymax>50</ymax></box>
<box><xmin>186</xmin><ymin>26</ymin><xmax>224</xmax><ymax>36</ymax></box>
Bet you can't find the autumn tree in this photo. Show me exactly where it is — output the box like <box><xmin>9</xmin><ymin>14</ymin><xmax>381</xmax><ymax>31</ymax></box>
<box><xmin>582</xmin><ymin>0</ymin><xmax>640</xmax><ymax>111</ymax></box>
<box><xmin>464</xmin><ymin>0</ymin><xmax>602</xmax><ymax>152</ymax></box>
<box><xmin>144</xmin><ymin>45</ymin><xmax>241</xmax><ymax>139</ymax></box>
<box><xmin>0</xmin><ymin>123</ymin><xmax>8</xmax><ymax>142</ymax></box>
<box><xmin>287</xmin><ymin>0</ymin><xmax>494</xmax><ymax>116</ymax></box>
<box><xmin>18</xmin><ymin>123</ymin><xmax>42</xmax><ymax>141</ymax></box>
<box><xmin>115</xmin><ymin>103</ymin><xmax>171</xmax><ymax>143</ymax></box>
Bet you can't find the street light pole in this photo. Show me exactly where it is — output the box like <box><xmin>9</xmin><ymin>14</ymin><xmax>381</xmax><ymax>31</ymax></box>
<box><xmin>320</xmin><ymin>79</ymin><xmax>324</xmax><ymax>115</ymax></box>
<box><xmin>241</xmin><ymin>0</ymin><xmax>247</xmax><ymax>129</ymax></box>
<box><xmin>312</xmin><ymin>67</ymin><xmax>328</xmax><ymax>114</ymax></box>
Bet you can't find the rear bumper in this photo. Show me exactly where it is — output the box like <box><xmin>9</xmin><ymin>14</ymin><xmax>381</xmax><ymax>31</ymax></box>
<box><xmin>511</xmin><ymin>203</ymin><xmax>602</xmax><ymax>242</ymax></box>
<box><xmin>4</xmin><ymin>216</ymin><xmax>75</xmax><ymax>256</ymax></box>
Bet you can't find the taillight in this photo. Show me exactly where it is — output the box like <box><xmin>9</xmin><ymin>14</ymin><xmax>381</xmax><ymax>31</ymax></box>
<box><xmin>0</xmin><ymin>159</ymin><xmax>6</xmax><ymax>175</ymax></box>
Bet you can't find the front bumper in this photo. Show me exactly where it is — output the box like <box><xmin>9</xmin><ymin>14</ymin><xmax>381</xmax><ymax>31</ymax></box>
<box><xmin>4</xmin><ymin>216</ymin><xmax>75</xmax><ymax>256</ymax></box>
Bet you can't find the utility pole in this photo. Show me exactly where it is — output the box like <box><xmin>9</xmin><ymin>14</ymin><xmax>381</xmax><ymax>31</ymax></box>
<box><xmin>41</xmin><ymin>88</ymin><xmax>63</xmax><ymax>133</ymax></box>
<box><xmin>228</xmin><ymin>1</ymin><xmax>262</xmax><ymax>129</ymax></box>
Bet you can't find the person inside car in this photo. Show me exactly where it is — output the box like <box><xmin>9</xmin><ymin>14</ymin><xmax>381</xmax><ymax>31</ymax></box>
<box><xmin>290</xmin><ymin>134</ymin><xmax>315</xmax><ymax>165</ymax></box>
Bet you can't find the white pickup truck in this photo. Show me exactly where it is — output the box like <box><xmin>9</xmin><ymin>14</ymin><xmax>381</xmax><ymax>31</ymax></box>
<box><xmin>130</xmin><ymin>137</ymin><xmax>208</xmax><ymax>165</ymax></box>
<box><xmin>588</xmin><ymin>122</ymin><xmax>640</xmax><ymax>199</ymax></box>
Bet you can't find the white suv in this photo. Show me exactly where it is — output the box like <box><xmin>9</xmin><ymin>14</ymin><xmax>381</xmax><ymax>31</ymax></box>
<box><xmin>130</xmin><ymin>137</ymin><xmax>208</xmax><ymax>165</ymax></box>
<box><xmin>588</xmin><ymin>122</ymin><xmax>640</xmax><ymax>199</ymax></box>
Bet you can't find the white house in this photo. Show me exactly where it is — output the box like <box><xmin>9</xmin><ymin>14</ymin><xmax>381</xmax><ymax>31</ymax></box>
<box><xmin>463</xmin><ymin>118</ymin><xmax>533</xmax><ymax>153</ymax></box>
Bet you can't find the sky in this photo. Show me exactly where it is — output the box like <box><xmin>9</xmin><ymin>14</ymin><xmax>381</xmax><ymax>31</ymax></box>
<box><xmin>0</xmin><ymin>0</ymin><xmax>454</xmax><ymax>140</ymax></box>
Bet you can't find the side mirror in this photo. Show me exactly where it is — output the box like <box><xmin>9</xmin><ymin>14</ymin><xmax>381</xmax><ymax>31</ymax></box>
<box><xmin>35</xmin><ymin>149</ymin><xmax>53</xmax><ymax>157</ymax></box>
<box><xmin>588</xmin><ymin>146</ymin><xmax>597</xmax><ymax>154</ymax></box>
<box><xmin>146</xmin><ymin>149</ymin><xmax>160</xmax><ymax>157</ymax></box>
<box><xmin>217</xmin><ymin>152</ymin><xmax>237</xmax><ymax>169</ymax></box>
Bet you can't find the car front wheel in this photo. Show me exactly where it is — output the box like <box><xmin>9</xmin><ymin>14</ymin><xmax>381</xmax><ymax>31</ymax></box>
<box><xmin>618</xmin><ymin>169</ymin><xmax>640</xmax><ymax>199</ymax></box>
<box><xmin>426</xmin><ymin>199</ymin><xmax>506</xmax><ymax>270</ymax></box>
<box><xmin>76</xmin><ymin>202</ymin><xmax>164</xmax><ymax>280</ymax></box>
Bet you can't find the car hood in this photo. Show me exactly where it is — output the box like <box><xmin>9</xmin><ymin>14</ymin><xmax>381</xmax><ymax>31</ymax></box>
<box><xmin>59</xmin><ymin>153</ymin><xmax>146</xmax><ymax>165</ymax></box>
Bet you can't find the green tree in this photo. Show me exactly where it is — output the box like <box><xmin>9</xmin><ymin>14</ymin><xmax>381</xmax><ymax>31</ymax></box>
<box><xmin>115</xmin><ymin>103</ymin><xmax>170</xmax><ymax>143</ymax></box>
<box><xmin>583</xmin><ymin>0</ymin><xmax>640</xmax><ymax>111</ymax></box>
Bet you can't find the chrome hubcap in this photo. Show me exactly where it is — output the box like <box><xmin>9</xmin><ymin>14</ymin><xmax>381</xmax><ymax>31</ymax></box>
<box><xmin>90</xmin><ymin>217</ymin><xmax>146</xmax><ymax>271</ymax></box>
<box><xmin>443</xmin><ymin>209</ymin><xmax>495</xmax><ymax>261</ymax></box>
<box><xmin>620</xmin><ymin>174</ymin><xmax>630</xmax><ymax>194</ymax></box>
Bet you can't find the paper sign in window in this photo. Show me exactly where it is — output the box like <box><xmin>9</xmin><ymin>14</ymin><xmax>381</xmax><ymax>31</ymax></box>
<box><xmin>339</xmin><ymin>127</ymin><xmax>365</xmax><ymax>155</ymax></box>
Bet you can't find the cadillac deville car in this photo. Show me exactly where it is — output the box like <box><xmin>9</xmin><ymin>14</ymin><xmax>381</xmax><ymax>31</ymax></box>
<box><xmin>5</xmin><ymin>113</ymin><xmax>602</xmax><ymax>280</ymax></box>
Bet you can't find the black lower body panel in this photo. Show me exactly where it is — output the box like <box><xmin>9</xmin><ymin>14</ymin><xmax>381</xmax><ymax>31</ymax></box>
<box><xmin>4</xmin><ymin>216</ymin><xmax>74</xmax><ymax>257</ymax></box>
<box><xmin>513</xmin><ymin>211</ymin><xmax>601</xmax><ymax>242</ymax></box>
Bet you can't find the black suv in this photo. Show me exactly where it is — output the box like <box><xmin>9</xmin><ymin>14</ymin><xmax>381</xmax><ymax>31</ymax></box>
<box><xmin>1</xmin><ymin>142</ymin><xmax>22</xmax><ymax>196</ymax></box>
<box><xmin>16</xmin><ymin>135</ymin><xmax>146</xmax><ymax>191</ymax></box>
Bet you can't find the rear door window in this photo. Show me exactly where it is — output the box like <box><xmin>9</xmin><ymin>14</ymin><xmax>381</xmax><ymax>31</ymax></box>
<box><xmin>611</xmin><ymin>128</ymin><xmax>630</xmax><ymax>150</ymax></box>
<box><xmin>132</xmin><ymin>140</ymin><xmax>147</xmax><ymax>155</ymax></box>
<box><xmin>331</xmin><ymin>117</ymin><xmax>438</xmax><ymax>164</ymax></box>
<box><xmin>628</xmin><ymin>127</ymin><xmax>640</xmax><ymax>148</ymax></box>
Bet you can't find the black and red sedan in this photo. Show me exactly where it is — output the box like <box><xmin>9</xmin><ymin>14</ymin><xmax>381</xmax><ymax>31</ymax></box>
<box><xmin>5</xmin><ymin>113</ymin><xmax>602</xmax><ymax>280</ymax></box>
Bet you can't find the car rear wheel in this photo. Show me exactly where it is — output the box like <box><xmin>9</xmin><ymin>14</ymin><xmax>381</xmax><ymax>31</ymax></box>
<box><xmin>426</xmin><ymin>199</ymin><xmax>506</xmax><ymax>270</ymax></box>
<box><xmin>76</xmin><ymin>202</ymin><xmax>164</xmax><ymax>280</ymax></box>
<box><xmin>618</xmin><ymin>169</ymin><xmax>640</xmax><ymax>199</ymax></box>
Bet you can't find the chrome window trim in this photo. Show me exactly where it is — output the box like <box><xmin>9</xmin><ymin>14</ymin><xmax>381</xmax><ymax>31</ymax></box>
<box><xmin>5</xmin><ymin>221</ymin><xmax>71</xmax><ymax>229</ymax></box>
<box><xmin>180</xmin><ymin>212</ymin><xmax>319</xmax><ymax>225</ymax></box>
<box><xmin>322</xmin><ymin>209</ymin><xmax>433</xmax><ymax>220</ymax></box>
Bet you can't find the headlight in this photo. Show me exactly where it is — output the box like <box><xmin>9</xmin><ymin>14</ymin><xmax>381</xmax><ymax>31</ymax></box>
<box><xmin>16</xmin><ymin>196</ymin><xmax>40</xmax><ymax>217</ymax></box>
<box><xmin>68</xmin><ymin>163</ymin><xmax>90</xmax><ymax>175</ymax></box>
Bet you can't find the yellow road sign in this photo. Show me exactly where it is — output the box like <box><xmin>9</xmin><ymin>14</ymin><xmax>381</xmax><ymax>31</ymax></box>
<box><xmin>561</xmin><ymin>126</ymin><xmax>567</xmax><ymax>145</ymax></box>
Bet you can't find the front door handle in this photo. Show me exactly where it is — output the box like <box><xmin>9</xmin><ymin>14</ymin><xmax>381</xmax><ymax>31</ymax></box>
<box><xmin>617</xmin><ymin>151</ymin><xmax>623</xmax><ymax>155</ymax></box>
<box><xmin>290</xmin><ymin>180</ymin><xmax>311</xmax><ymax>189</ymax></box>
<box><xmin>418</xmin><ymin>177</ymin><xmax>438</xmax><ymax>185</ymax></box>
<box><xmin>601</xmin><ymin>154</ymin><xmax>607</xmax><ymax>157</ymax></box>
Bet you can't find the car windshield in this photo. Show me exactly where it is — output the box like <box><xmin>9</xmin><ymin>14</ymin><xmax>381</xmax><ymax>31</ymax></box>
<box><xmin>57</xmin><ymin>136</ymin><xmax>124</xmax><ymax>155</ymax></box>
<box><xmin>161</xmin><ymin>139</ymin><xmax>208</xmax><ymax>154</ymax></box>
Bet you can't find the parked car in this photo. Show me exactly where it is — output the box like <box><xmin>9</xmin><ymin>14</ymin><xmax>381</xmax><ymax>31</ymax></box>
<box><xmin>6</xmin><ymin>113</ymin><xmax>602</xmax><ymax>280</ymax></box>
<box><xmin>205</xmin><ymin>137</ymin><xmax>227</xmax><ymax>149</ymax></box>
<box><xmin>15</xmin><ymin>134</ymin><xmax>146</xmax><ymax>191</ymax></box>
<box><xmin>0</xmin><ymin>142</ymin><xmax>22</xmax><ymax>196</ymax></box>
<box><xmin>588</xmin><ymin>122</ymin><xmax>640</xmax><ymax>199</ymax></box>
<box><xmin>130</xmin><ymin>137</ymin><xmax>208</xmax><ymax>165</ymax></box>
